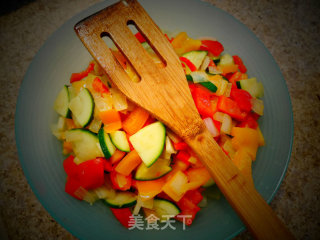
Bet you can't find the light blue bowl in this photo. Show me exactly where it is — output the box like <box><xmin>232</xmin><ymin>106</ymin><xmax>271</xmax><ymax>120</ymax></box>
<box><xmin>15</xmin><ymin>0</ymin><xmax>293</xmax><ymax>239</ymax></box>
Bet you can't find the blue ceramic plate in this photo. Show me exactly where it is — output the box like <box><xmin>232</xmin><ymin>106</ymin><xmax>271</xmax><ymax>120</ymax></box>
<box><xmin>15</xmin><ymin>0</ymin><xmax>293</xmax><ymax>239</ymax></box>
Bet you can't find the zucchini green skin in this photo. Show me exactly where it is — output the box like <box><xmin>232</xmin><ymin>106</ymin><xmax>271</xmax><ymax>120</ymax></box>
<box><xmin>153</xmin><ymin>198</ymin><xmax>181</xmax><ymax>221</ymax></box>
<box><xmin>186</xmin><ymin>75</ymin><xmax>193</xmax><ymax>82</ymax></box>
<box><xmin>102</xmin><ymin>196</ymin><xmax>137</xmax><ymax>209</ymax></box>
<box><xmin>98</xmin><ymin>128</ymin><xmax>116</xmax><ymax>158</ymax></box>
<box><xmin>134</xmin><ymin>166</ymin><xmax>172</xmax><ymax>181</ymax></box>
<box><xmin>69</xmin><ymin>88</ymin><xmax>94</xmax><ymax>127</ymax></box>
<box><xmin>109</xmin><ymin>131</ymin><xmax>130</xmax><ymax>152</ymax></box>
<box><xmin>199</xmin><ymin>82</ymin><xmax>217</xmax><ymax>93</ymax></box>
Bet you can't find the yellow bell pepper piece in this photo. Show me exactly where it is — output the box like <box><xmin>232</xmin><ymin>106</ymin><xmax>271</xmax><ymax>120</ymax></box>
<box><xmin>231</xmin><ymin>127</ymin><xmax>260</xmax><ymax>160</ymax></box>
<box><xmin>232</xmin><ymin>149</ymin><xmax>254</xmax><ymax>188</ymax></box>
<box><xmin>171</xmin><ymin>32</ymin><xmax>201</xmax><ymax>55</ymax></box>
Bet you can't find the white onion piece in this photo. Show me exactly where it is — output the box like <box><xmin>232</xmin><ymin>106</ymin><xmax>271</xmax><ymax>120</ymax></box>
<box><xmin>110</xmin><ymin>88</ymin><xmax>128</xmax><ymax>111</ymax></box>
<box><xmin>221</xmin><ymin>114</ymin><xmax>232</xmax><ymax>134</ymax></box>
<box><xmin>203</xmin><ymin>117</ymin><xmax>220</xmax><ymax>137</ymax></box>
<box><xmin>251</xmin><ymin>98</ymin><xmax>264</xmax><ymax>116</ymax></box>
<box><xmin>200</xmin><ymin>56</ymin><xmax>211</xmax><ymax>71</ymax></box>
<box><xmin>213</xmin><ymin>112</ymin><xmax>225</xmax><ymax>122</ymax></box>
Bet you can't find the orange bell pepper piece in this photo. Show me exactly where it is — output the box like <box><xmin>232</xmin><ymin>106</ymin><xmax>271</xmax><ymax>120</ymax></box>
<box><xmin>110</xmin><ymin>149</ymin><xmax>126</xmax><ymax>164</ymax></box>
<box><xmin>136</xmin><ymin>178</ymin><xmax>166</xmax><ymax>201</ymax></box>
<box><xmin>115</xmin><ymin>150</ymin><xmax>142</xmax><ymax>176</ymax></box>
<box><xmin>99</xmin><ymin>109</ymin><xmax>122</xmax><ymax>133</ymax></box>
<box><xmin>122</xmin><ymin>107</ymin><xmax>149</xmax><ymax>135</ymax></box>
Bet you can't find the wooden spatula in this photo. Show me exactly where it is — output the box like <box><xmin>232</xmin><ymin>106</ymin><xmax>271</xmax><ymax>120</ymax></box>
<box><xmin>74</xmin><ymin>0</ymin><xmax>294</xmax><ymax>239</ymax></box>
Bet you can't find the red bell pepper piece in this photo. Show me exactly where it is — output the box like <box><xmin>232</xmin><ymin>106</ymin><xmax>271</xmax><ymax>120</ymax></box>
<box><xmin>134</xmin><ymin>32</ymin><xmax>146</xmax><ymax>43</ymax></box>
<box><xmin>76</xmin><ymin>158</ymin><xmax>105</xmax><ymax>190</ymax></box>
<box><xmin>175</xmin><ymin>196</ymin><xmax>201</xmax><ymax>226</ymax></box>
<box><xmin>233</xmin><ymin>55</ymin><xmax>247</xmax><ymax>73</ymax></box>
<box><xmin>217</xmin><ymin>96</ymin><xmax>247</xmax><ymax>121</ymax></box>
<box><xmin>200</xmin><ymin>40</ymin><xmax>224</xmax><ymax>57</ymax></box>
<box><xmin>65</xmin><ymin>177</ymin><xmax>83</xmax><ymax>200</ymax></box>
<box><xmin>192</xmin><ymin>85</ymin><xmax>214</xmax><ymax>117</ymax></box>
<box><xmin>227</xmin><ymin>71</ymin><xmax>242</xmax><ymax>88</ymax></box>
<box><xmin>173</xmin><ymin>142</ymin><xmax>189</xmax><ymax>150</ymax></box>
<box><xmin>164</xmin><ymin>33</ymin><xmax>173</xmax><ymax>43</ymax></box>
<box><xmin>63</xmin><ymin>155</ymin><xmax>78</xmax><ymax>178</ymax></box>
<box><xmin>179</xmin><ymin>56</ymin><xmax>197</xmax><ymax>72</ymax></box>
<box><xmin>238</xmin><ymin>113</ymin><xmax>258</xmax><ymax>129</ymax></box>
<box><xmin>96</xmin><ymin>157</ymin><xmax>113</xmax><ymax>172</ymax></box>
<box><xmin>230</xmin><ymin>88</ymin><xmax>252</xmax><ymax>112</ymax></box>
<box><xmin>110</xmin><ymin>171</ymin><xmax>132</xmax><ymax>191</ymax></box>
<box><xmin>70</xmin><ymin>62</ymin><xmax>95</xmax><ymax>83</ymax></box>
<box><xmin>184</xmin><ymin>189</ymin><xmax>203</xmax><ymax>205</ymax></box>
<box><xmin>175</xmin><ymin>150</ymin><xmax>191</xmax><ymax>165</ymax></box>
<box><xmin>110</xmin><ymin>208</ymin><xmax>134</xmax><ymax>228</ymax></box>
<box><xmin>92</xmin><ymin>77</ymin><xmax>109</xmax><ymax>95</ymax></box>
<box><xmin>142</xmin><ymin>115</ymin><xmax>156</xmax><ymax>128</ymax></box>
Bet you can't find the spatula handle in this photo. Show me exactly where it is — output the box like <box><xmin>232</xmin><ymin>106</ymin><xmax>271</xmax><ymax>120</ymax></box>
<box><xmin>184</xmin><ymin>127</ymin><xmax>295</xmax><ymax>240</ymax></box>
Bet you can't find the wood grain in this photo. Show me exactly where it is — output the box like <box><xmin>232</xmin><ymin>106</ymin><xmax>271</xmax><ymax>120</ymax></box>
<box><xmin>74</xmin><ymin>0</ymin><xmax>295</xmax><ymax>239</ymax></box>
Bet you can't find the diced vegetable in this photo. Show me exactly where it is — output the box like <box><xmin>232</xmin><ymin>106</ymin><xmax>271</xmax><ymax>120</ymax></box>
<box><xmin>200</xmin><ymin>40</ymin><xmax>224</xmax><ymax>56</ymax></box>
<box><xmin>153</xmin><ymin>199</ymin><xmax>181</xmax><ymax>222</ymax></box>
<box><xmin>232</xmin><ymin>149</ymin><xmax>254</xmax><ymax>187</ymax></box>
<box><xmin>115</xmin><ymin>150</ymin><xmax>142</xmax><ymax>176</ymax></box>
<box><xmin>231</xmin><ymin>127</ymin><xmax>260</xmax><ymax>160</ymax></box>
<box><xmin>68</xmin><ymin>88</ymin><xmax>94</xmax><ymax>127</ymax></box>
<box><xmin>98</xmin><ymin>128</ymin><xmax>116</xmax><ymax>158</ymax></box>
<box><xmin>175</xmin><ymin>195</ymin><xmax>201</xmax><ymax>226</ymax></box>
<box><xmin>110</xmin><ymin>88</ymin><xmax>128</xmax><ymax>111</ymax></box>
<box><xmin>129</xmin><ymin>121</ymin><xmax>166</xmax><ymax>167</ymax></box>
<box><xmin>122</xmin><ymin>107</ymin><xmax>149</xmax><ymax>135</ymax></box>
<box><xmin>110</xmin><ymin>208</ymin><xmax>134</xmax><ymax>228</ymax></box>
<box><xmin>203</xmin><ymin>117</ymin><xmax>220</xmax><ymax>137</ymax></box>
<box><xmin>99</xmin><ymin>109</ymin><xmax>122</xmax><ymax>133</ymax></box>
<box><xmin>181</xmin><ymin>51</ymin><xmax>208</xmax><ymax>70</ymax></box>
<box><xmin>70</xmin><ymin>62</ymin><xmax>94</xmax><ymax>83</ymax></box>
<box><xmin>54</xmin><ymin>85</ymin><xmax>71</xmax><ymax>118</ymax></box>
<box><xmin>134</xmin><ymin>158</ymin><xmax>172</xmax><ymax>181</ymax></box>
<box><xmin>110</xmin><ymin>149</ymin><xmax>126</xmax><ymax>164</ymax></box>
<box><xmin>217</xmin><ymin>96</ymin><xmax>247</xmax><ymax>121</ymax></box>
<box><xmin>162</xmin><ymin>170</ymin><xmax>188</xmax><ymax>202</ymax></box>
<box><xmin>76</xmin><ymin>158</ymin><xmax>105</xmax><ymax>189</ymax></box>
<box><xmin>171</xmin><ymin>32</ymin><xmax>202</xmax><ymax>55</ymax></box>
<box><xmin>236</xmin><ymin>78</ymin><xmax>264</xmax><ymax>98</ymax></box>
<box><xmin>191</xmin><ymin>84</ymin><xmax>214</xmax><ymax>117</ymax></box>
<box><xmin>110</xmin><ymin>130</ymin><xmax>130</xmax><ymax>152</ymax></box>
<box><xmin>232</xmin><ymin>55</ymin><xmax>247</xmax><ymax>73</ymax></box>
<box><xmin>136</xmin><ymin>178</ymin><xmax>166</xmax><ymax>200</ymax></box>
<box><xmin>103</xmin><ymin>191</ymin><xmax>137</xmax><ymax>208</ymax></box>
<box><xmin>110</xmin><ymin>171</ymin><xmax>132</xmax><ymax>191</ymax></box>
<box><xmin>65</xmin><ymin>129</ymin><xmax>104</xmax><ymax>162</ymax></box>
<box><xmin>251</xmin><ymin>98</ymin><xmax>264</xmax><ymax>116</ymax></box>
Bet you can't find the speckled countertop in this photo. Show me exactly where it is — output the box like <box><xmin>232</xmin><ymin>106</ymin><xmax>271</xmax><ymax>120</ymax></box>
<box><xmin>0</xmin><ymin>0</ymin><xmax>319</xmax><ymax>239</ymax></box>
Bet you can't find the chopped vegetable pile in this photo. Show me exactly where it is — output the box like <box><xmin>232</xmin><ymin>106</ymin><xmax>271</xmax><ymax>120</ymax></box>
<box><xmin>51</xmin><ymin>31</ymin><xmax>265</xmax><ymax>228</ymax></box>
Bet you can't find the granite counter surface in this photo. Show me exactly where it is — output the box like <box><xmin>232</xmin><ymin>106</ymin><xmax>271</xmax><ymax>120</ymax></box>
<box><xmin>0</xmin><ymin>0</ymin><xmax>319</xmax><ymax>239</ymax></box>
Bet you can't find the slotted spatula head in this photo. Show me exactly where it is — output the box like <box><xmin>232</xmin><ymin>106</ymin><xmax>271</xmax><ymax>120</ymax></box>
<box><xmin>74</xmin><ymin>0</ymin><xmax>203</xmax><ymax>139</ymax></box>
<box><xmin>74</xmin><ymin>1</ymin><xmax>295</xmax><ymax>239</ymax></box>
